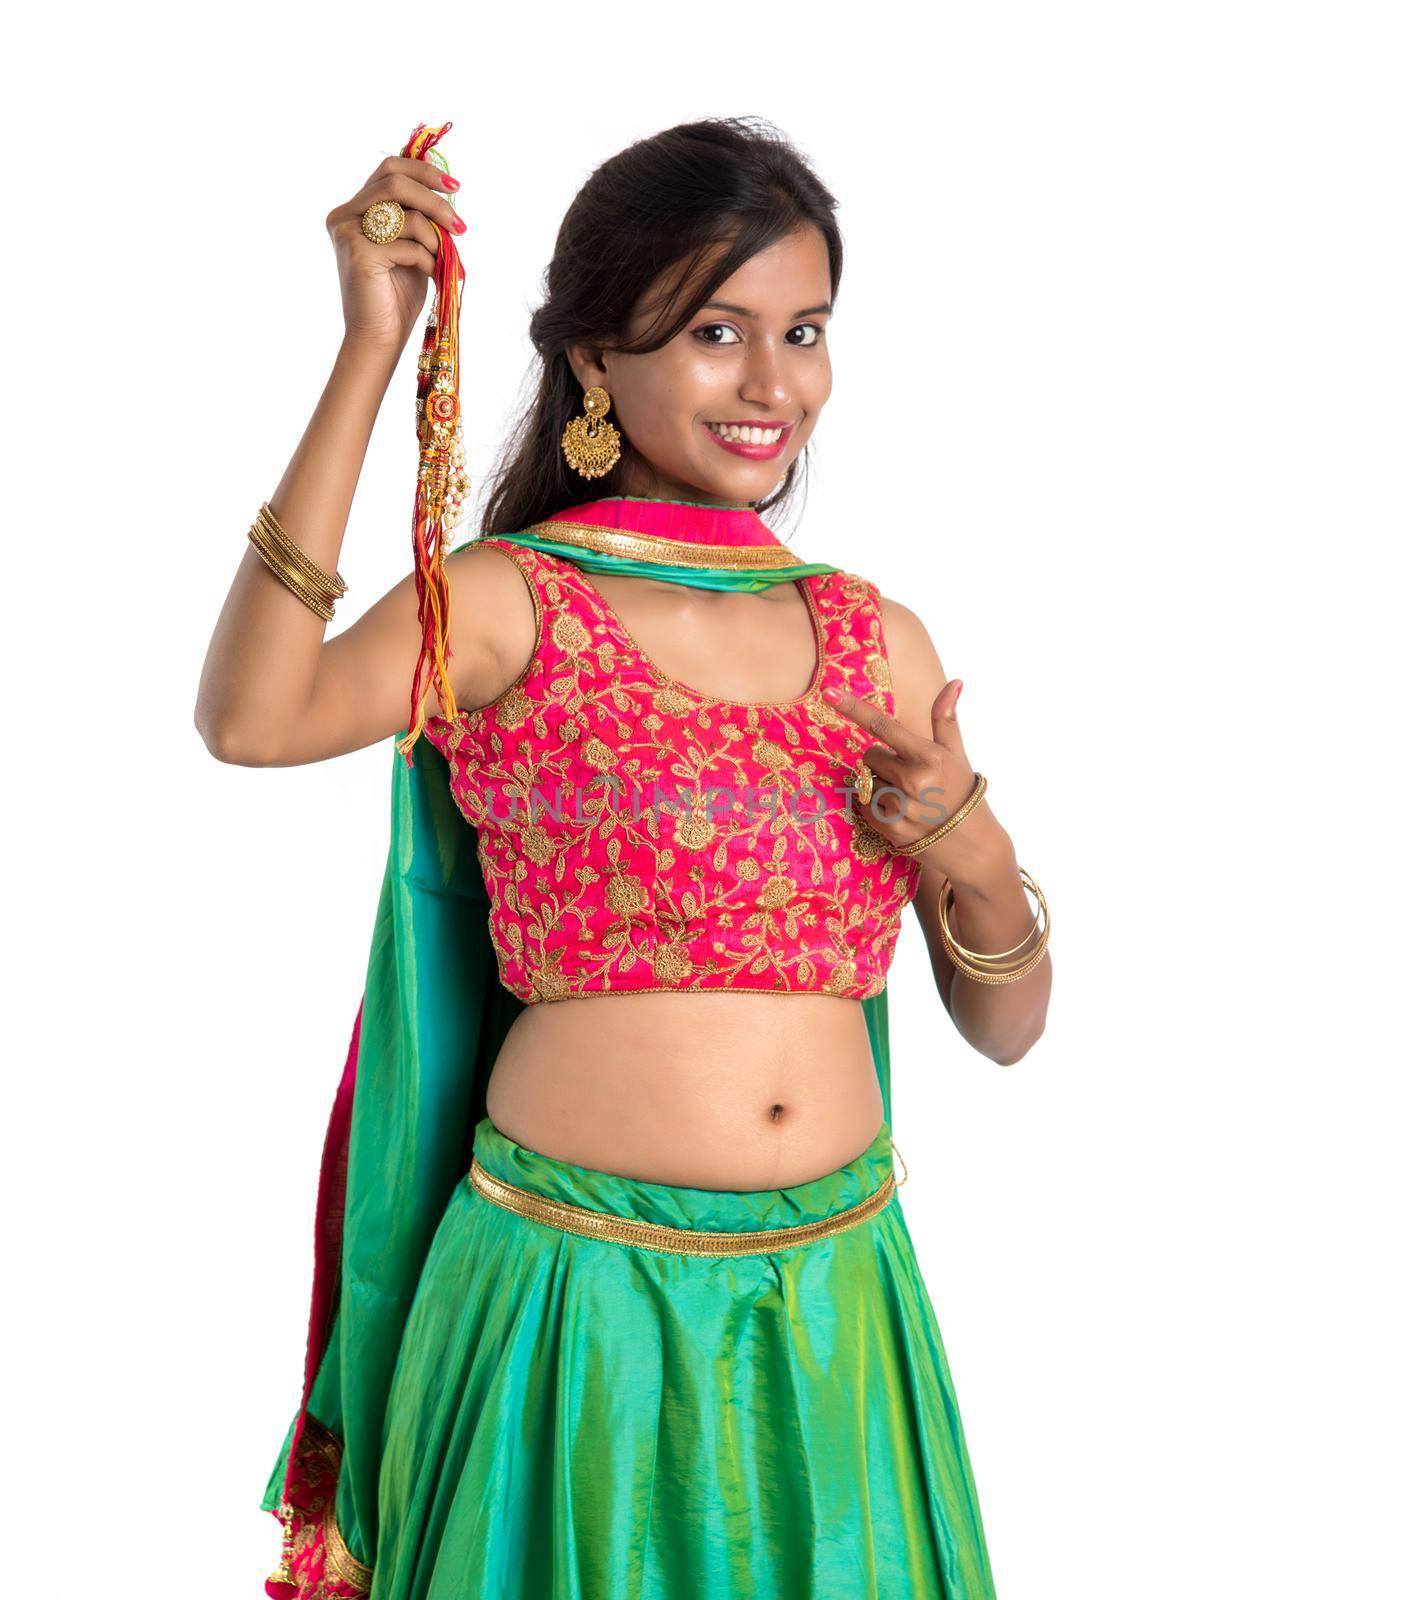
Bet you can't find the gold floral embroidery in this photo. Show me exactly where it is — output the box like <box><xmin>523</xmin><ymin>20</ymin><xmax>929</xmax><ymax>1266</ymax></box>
<box><xmin>423</xmin><ymin>541</ymin><xmax>920</xmax><ymax>1004</ymax></box>
<box><xmin>268</xmin><ymin>1415</ymin><xmax>373</xmax><ymax>1598</ymax></box>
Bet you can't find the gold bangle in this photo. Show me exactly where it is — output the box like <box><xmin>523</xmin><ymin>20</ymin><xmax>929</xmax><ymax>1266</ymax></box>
<box><xmin>939</xmin><ymin>884</ymin><xmax>1044</xmax><ymax>962</ymax></box>
<box><xmin>247</xmin><ymin>508</ymin><xmax>343</xmax><ymax>613</ymax></box>
<box><xmin>937</xmin><ymin>868</ymin><xmax>1050</xmax><ymax>985</ymax></box>
<box><xmin>256</xmin><ymin>502</ymin><xmax>347</xmax><ymax>599</ymax></box>
<box><xmin>939</xmin><ymin>869</ymin><xmax>1049</xmax><ymax>966</ymax></box>
<box><xmin>939</xmin><ymin>871</ymin><xmax>1049</xmax><ymax>984</ymax></box>
<box><xmin>247</xmin><ymin>520</ymin><xmax>336</xmax><ymax>620</ymax></box>
<box><xmin>256</xmin><ymin>501</ymin><xmax>347</xmax><ymax>598</ymax></box>
<box><xmin>896</xmin><ymin>773</ymin><xmax>988</xmax><ymax>856</ymax></box>
<box><xmin>941</xmin><ymin>923</ymin><xmax>1049</xmax><ymax>984</ymax></box>
<box><xmin>946</xmin><ymin>939</ymin><xmax>1049</xmax><ymax>986</ymax></box>
<box><xmin>247</xmin><ymin>520</ymin><xmax>335</xmax><ymax>619</ymax></box>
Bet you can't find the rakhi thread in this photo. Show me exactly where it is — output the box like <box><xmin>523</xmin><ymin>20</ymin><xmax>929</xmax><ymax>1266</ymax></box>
<box><xmin>397</xmin><ymin>119</ymin><xmax>471</xmax><ymax>762</ymax></box>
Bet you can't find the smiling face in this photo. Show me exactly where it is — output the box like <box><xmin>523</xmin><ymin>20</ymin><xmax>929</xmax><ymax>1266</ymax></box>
<box><xmin>565</xmin><ymin>222</ymin><xmax>834</xmax><ymax>507</ymax></box>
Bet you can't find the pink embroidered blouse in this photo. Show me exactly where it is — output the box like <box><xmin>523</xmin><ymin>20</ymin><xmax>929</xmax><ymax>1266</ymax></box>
<box><xmin>422</xmin><ymin>499</ymin><xmax>921</xmax><ymax>1004</ymax></box>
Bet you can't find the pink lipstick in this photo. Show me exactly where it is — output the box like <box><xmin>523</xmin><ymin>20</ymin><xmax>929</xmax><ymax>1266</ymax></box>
<box><xmin>703</xmin><ymin>420</ymin><xmax>793</xmax><ymax>461</ymax></box>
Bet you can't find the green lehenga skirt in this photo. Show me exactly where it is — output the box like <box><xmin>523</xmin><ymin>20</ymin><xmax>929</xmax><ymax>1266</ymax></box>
<box><xmin>363</xmin><ymin>1114</ymin><xmax>996</xmax><ymax>1600</ymax></box>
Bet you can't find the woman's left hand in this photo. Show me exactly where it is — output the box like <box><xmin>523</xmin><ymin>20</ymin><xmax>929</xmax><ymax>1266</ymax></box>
<box><xmin>824</xmin><ymin>679</ymin><xmax>1008</xmax><ymax>883</ymax></box>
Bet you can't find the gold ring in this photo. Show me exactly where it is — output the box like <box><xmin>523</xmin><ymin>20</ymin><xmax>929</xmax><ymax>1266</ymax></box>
<box><xmin>360</xmin><ymin>198</ymin><xmax>405</xmax><ymax>245</ymax></box>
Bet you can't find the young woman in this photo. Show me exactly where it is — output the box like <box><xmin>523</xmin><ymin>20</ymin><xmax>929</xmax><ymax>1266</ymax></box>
<box><xmin>198</xmin><ymin>116</ymin><xmax>1051</xmax><ymax>1600</ymax></box>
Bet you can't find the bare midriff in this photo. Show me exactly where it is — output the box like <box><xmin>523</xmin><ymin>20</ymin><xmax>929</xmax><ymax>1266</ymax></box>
<box><xmin>484</xmin><ymin>992</ymin><xmax>886</xmax><ymax>1192</ymax></box>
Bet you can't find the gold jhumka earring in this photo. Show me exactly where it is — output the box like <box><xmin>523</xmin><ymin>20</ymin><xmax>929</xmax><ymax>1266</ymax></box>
<box><xmin>561</xmin><ymin>385</ymin><xmax>622</xmax><ymax>479</ymax></box>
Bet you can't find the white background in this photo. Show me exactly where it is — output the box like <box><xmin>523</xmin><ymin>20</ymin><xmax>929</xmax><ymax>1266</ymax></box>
<box><xmin>6</xmin><ymin>4</ymin><xmax>1421</xmax><ymax>1595</ymax></box>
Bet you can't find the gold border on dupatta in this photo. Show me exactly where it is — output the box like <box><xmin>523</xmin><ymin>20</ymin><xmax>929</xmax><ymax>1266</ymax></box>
<box><xmin>274</xmin><ymin>1415</ymin><xmax>375</xmax><ymax>1596</ymax></box>
<box><xmin>524</xmin><ymin>518</ymin><xmax>802</xmax><ymax>569</ymax></box>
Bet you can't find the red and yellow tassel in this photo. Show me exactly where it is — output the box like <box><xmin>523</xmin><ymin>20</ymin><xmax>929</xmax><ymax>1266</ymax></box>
<box><xmin>396</xmin><ymin>120</ymin><xmax>469</xmax><ymax>763</ymax></box>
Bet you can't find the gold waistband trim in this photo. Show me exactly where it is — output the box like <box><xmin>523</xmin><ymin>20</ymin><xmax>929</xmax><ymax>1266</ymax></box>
<box><xmin>467</xmin><ymin>1156</ymin><xmax>899</xmax><ymax>1257</ymax></box>
<box><xmin>522</xmin><ymin>519</ymin><xmax>804</xmax><ymax>569</ymax></box>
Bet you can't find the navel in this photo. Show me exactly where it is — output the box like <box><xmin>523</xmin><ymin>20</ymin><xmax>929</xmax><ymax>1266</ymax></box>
<box><xmin>768</xmin><ymin>1102</ymin><xmax>786</xmax><ymax>1123</ymax></box>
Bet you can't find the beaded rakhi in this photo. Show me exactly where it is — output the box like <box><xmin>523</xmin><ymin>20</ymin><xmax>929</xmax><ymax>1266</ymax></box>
<box><xmin>396</xmin><ymin>120</ymin><xmax>471</xmax><ymax>762</ymax></box>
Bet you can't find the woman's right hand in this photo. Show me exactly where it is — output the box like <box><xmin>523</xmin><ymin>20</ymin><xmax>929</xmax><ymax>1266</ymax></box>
<box><xmin>325</xmin><ymin>154</ymin><xmax>466</xmax><ymax>355</ymax></box>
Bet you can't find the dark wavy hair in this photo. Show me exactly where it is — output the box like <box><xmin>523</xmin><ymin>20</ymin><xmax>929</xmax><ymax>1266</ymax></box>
<box><xmin>479</xmin><ymin>115</ymin><xmax>843</xmax><ymax>539</ymax></box>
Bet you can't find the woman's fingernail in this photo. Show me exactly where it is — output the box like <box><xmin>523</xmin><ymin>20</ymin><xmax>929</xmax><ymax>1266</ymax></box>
<box><xmin>450</xmin><ymin>213</ymin><xmax>468</xmax><ymax>233</ymax></box>
<box><xmin>824</xmin><ymin>686</ymin><xmax>842</xmax><ymax>703</ymax></box>
<box><xmin>954</xmin><ymin>681</ymin><xmax>963</xmax><ymax>702</ymax></box>
<box><xmin>441</xmin><ymin>175</ymin><xmax>460</xmax><ymax>191</ymax></box>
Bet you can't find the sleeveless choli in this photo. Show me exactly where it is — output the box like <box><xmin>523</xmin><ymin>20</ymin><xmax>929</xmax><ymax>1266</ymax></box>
<box><xmin>421</xmin><ymin>538</ymin><xmax>922</xmax><ymax>1004</ymax></box>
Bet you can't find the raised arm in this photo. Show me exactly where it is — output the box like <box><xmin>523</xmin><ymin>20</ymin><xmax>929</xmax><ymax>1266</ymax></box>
<box><xmin>193</xmin><ymin>153</ymin><xmax>530</xmax><ymax>767</ymax></box>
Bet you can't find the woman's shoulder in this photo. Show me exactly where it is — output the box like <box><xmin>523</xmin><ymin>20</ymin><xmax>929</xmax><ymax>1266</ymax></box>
<box><xmin>874</xmin><ymin>588</ymin><xmax>946</xmax><ymax>731</ymax></box>
<box><xmin>871</xmin><ymin>586</ymin><xmax>927</xmax><ymax>639</ymax></box>
<box><xmin>817</xmin><ymin>564</ymin><xmax>924</xmax><ymax>639</ymax></box>
<box><xmin>820</xmin><ymin>569</ymin><xmax>944</xmax><ymax>725</ymax></box>
<box><xmin>438</xmin><ymin>536</ymin><xmax>554</xmax><ymax>709</ymax></box>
